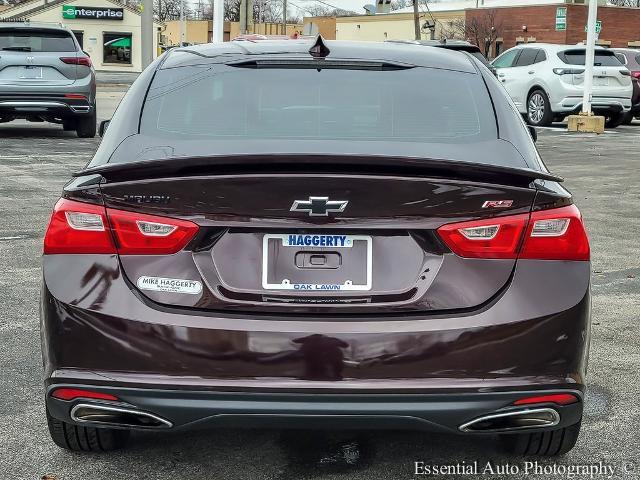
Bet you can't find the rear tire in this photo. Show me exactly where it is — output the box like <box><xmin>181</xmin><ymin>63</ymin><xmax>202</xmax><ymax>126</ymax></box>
<box><xmin>76</xmin><ymin>105</ymin><xmax>96</xmax><ymax>138</ymax></box>
<box><xmin>526</xmin><ymin>90</ymin><xmax>553</xmax><ymax>127</ymax></box>
<box><xmin>499</xmin><ymin>420</ymin><xmax>581</xmax><ymax>456</ymax></box>
<box><xmin>621</xmin><ymin>111</ymin><xmax>634</xmax><ymax>125</ymax></box>
<box><xmin>47</xmin><ymin>408</ymin><xmax>129</xmax><ymax>452</ymax></box>
<box><xmin>605</xmin><ymin>112</ymin><xmax>625</xmax><ymax>129</ymax></box>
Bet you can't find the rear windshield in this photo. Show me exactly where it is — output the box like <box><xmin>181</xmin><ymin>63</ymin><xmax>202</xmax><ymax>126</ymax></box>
<box><xmin>469</xmin><ymin>51</ymin><xmax>491</xmax><ymax>66</ymax></box>
<box><xmin>558</xmin><ymin>49</ymin><xmax>622</xmax><ymax>66</ymax></box>
<box><xmin>0</xmin><ymin>29</ymin><xmax>76</xmax><ymax>52</ymax></box>
<box><xmin>140</xmin><ymin>64</ymin><xmax>496</xmax><ymax>144</ymax></box>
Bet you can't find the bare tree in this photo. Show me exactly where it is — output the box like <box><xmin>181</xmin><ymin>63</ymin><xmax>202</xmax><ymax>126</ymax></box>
<box><xmin>154</xmin><ymin>0</ymin><xmax>195</xmax><ymax>21</ymax></box>
<box><xmin>391</xmin><ymin>0</ymin><xmax>438</xmax><ymax>11</ymax></box>
<box><xmin>441</xmin><ymin>18</ymin><xmax>466</xmax><ymax>40</ymax></box>
<box><xmin>302</xmin><ymin>4</ymin><xmax>354</xmax><ymax>17</ymax></box>
<box><xmin>466</xmin><ymin>9</ymin><xmax>502</xmax><ymax>58</ymax></box>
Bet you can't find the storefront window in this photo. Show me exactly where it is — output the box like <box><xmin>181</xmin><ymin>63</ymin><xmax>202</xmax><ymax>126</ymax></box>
<box><xmin>103</xmin><ymin>32</ymin><xmax>132</xmax><ymax>64</ymax></box>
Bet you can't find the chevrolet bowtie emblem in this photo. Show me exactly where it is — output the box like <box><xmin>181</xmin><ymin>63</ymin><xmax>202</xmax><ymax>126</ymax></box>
<box><xmin>290</xmin><ymin>196</ymin><xmax>348</xmax><ymax>217</ymax></box>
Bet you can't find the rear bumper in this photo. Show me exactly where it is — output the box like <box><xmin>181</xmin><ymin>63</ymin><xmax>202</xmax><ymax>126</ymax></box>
<box><xmin>552</xmin><ymin>96</ymin><xmax>631</xmax><ymax>115</ymax></box>
<box><xmin>41</xmin><ymin>253</ymin><xmax>592</xmax><ymax>435</ymax></box>
<box><xmin>45</xmin><ymin>383</ymin><xmax>584</xmax><ymax>434</ymax></box>
<box><xmin>0</xmin><ymin>95</ymin><xmax>93</xmax><ymax>117</ymax></box>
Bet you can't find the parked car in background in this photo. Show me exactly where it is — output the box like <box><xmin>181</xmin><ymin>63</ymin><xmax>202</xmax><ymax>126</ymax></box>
<box><xmin>0</xmin><ymin>22</ymin><xmax>96</xmax><ymax>137</ymax></box>
<box><xmin>233</xmin><ymin>34</ymin><xmax>292</xmax><ymax>41</ymax></box>
<box><xmin>232</xmin><ymin>34</ymin><xmax>314</xmax><ymax>42</ymax></box>
<box><xmin>611</xmin><ymin>48</ymin><xmax>640</xmax><ymax>124</ymax></box>
<box><xmin>386</xmin><ymin>39</ymin><xmax>496</xmax><ymax>75</ymax></box>
<box><xmin>42</xmin><ymin>39</ymin><xmax>590</xmax><ymax>457</ymax></box>
<box><xmin>492</xmin><ymin>44</ymin><xmax>632</xmax><ymax>128</ymax></box>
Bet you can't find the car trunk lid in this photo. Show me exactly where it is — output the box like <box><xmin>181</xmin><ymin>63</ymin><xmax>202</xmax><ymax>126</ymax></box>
<box><xmin>92</xmin><ymin>155</ymin><xmax>550</xmax><ymax>314</ymax></box>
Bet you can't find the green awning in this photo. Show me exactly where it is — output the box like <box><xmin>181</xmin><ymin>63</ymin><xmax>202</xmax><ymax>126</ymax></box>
<box><xmin>105</xmin><ymin>37</ymin><xmax>131</xmax><ymax>48</ymax></box>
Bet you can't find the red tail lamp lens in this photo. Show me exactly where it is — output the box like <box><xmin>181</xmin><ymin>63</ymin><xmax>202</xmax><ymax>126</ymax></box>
<box><xmin>44</xmin><ymin>199</ymin><xmax>116</xmax><ymax>254</ymax></box>
<box><xmin>514</xmin><ymin>393</ymin><xmax>579</xmax><ymax>406</ymax></box>
<box><xmin>436</xmin><ymin>213</ymin><xmax>529</xmax><ymax>259</ymax></box>
<box><xmin>52</xmin><ymin>388</ymin><xmax>119</xmax><ymax>401</ymax></box>
<box><xmin>437</xmin><ymin>204</ymin><xmax>589</xmax><ymax>261</ymax></box>
<box><xmin>520</xmin><ymin>205</ymin><xmax>590</xmax><ymax>261</ymax></box>
<box><xmin>107</xmin><ymin>209</ymin><xmax>199</xmax><ymax>255</ymax></box>
<box><xmin>60</xmin><ymin>56</ymin><xmax>92</xmax><ymax>67</ymax></box>
<box><xmin>44</xmin><ymin>199</ymin><xmax>199</xmax><ymax>255</ymax></box>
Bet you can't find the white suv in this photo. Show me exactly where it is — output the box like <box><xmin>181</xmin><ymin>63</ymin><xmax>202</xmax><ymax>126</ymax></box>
<box><xmin>492</xmin><ymin>44</ymin><xmax>633</xmax><ymax>127</ymax></box>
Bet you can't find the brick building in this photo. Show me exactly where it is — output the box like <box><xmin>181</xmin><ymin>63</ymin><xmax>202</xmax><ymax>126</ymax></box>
<box><xmin>466</xmin><ymin>3</ymin><xmax>640</xmax><ymax>59</ymax></box>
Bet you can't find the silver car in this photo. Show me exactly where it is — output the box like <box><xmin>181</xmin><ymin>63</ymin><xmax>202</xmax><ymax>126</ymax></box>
<box><xmin>0</xmin><ymin>22</ymin><xmax>96</xmax><ymax>137</ymax></box>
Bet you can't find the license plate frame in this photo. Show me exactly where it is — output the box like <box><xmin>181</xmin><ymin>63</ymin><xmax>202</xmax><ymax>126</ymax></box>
<box><xmin>20</xmin><ymin>66</ymin><xmax>43</xmax><ymax>79</ymax></box>
<box><xmin>261</xmin><ymin>233</ymin><xmax>372</xmax><ymax>291</ymax></box>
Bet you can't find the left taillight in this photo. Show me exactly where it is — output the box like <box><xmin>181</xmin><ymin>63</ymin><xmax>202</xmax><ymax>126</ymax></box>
<box><xmin>44</xmin><ymin>199</ymin><xmax>115</xmax><ymax>254</ymax></box>
<box><xmin>60</xmin><ymin>56</ymin><xmax>92</xmax><ymax>67</ymax></box>
<box><xmin>437</xmin><ymin>204</ymin><xmax>590</xmax><ymax>261</ymax></box>
<box><xmin>43</xmin><ymin>199</ymin><xmax>199</xmax><ymax>255</ymax></box>
<box><xmin>107</xmin><ymin>209</ymin><xmax>199</xmax><ymax>255</ymax></box>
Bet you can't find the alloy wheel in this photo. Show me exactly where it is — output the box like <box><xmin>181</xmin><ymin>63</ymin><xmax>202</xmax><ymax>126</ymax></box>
<box><xmin>528</xmin><ymin>93</ymin><xmax>545</xmax><ymax>124</ymax></box>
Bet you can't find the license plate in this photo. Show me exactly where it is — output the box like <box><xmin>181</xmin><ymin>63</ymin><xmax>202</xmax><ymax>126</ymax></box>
<box><xmin>262</xmin><ymin>234</ymin><xmax>372</xmax><ymax>291</ymax></box>
<box><xmin>594</xmin><ymin>76</ymin><xmax>609</xmax><ymax>86</ymax></box>
<box><xmin>20</xmin><ymin>66</ymin><xmax>42</xmax><ymax>79</ymax></box>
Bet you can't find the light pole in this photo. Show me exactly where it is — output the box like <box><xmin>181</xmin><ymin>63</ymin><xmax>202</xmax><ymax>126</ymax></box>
<box><xmin>567</xmin><ymin>0</ymin><xmax>604</xmax><ymax>133</ymax></box>
<box><xmin>213</xmin><ymin>0</ymin><xmax>224</xmax><ymax>42</ymax></box>
<box><xmin>581</xmin><ymin>0</ymin><xmax>598</xmax><ymax>115</ymax></box>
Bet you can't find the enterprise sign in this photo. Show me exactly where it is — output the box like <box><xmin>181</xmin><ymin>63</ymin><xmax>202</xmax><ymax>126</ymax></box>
<box><xmin>62</xmin><ymin>5</ymin><xmax>124</xmax><ymax>20</ymax></box>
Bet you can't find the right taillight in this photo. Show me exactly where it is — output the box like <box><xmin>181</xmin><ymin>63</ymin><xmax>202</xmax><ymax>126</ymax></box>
<box><xmin>437</xmin><ymin>204</ymin><xmax>589</xmax><ymax>261</ymax></box>
<box><xmin>43</xmin><ymin>198</ymin><xmax>199</xmax><ymax>255</ymax></box>
<box><xmin>60</xmin><ymin>56</ymin><xmax>92</xmax><ymax>67</ymax></box>
<box><xmin>520</xmin><ymin>204</ymin><xmax>590</xmax><ymax>261</ymax></box>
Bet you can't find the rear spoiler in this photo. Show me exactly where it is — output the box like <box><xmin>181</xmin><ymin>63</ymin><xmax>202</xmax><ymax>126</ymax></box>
<box><xmin>76</xmin><ymin>154</ymin><xmax>563</xmax><ymax>186</ymax></box>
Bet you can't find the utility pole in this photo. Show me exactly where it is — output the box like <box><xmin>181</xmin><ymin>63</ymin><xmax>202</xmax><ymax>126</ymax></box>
<box><xmin>212</xmin><ymin>0</ymin><xmax>224</xmax><ymax>42</ymax></box>
<box><xmin>283</xmin><ymin>0</ymin><xmax>287</xmax><ymax>36</ymax></box>
<box><xmin>141</xmin><ymin>0</ymin><xmax>153</xmax><ymax>68</ymax></box>
<box><xmin>240</xmin><ymin>0</ymin><xmax>254</xmax><ymax>34</ymax></box>
<box><xmin>413</xmin><ymin>0</ymin><xmax>420</xmax><ymax>40</ymax></box>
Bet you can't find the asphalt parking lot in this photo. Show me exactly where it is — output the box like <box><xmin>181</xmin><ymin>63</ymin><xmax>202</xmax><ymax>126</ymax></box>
<box><xmin>0</xmin><ymin>88</ymin><xmax>638</xmax><ymax>480</ymax></box>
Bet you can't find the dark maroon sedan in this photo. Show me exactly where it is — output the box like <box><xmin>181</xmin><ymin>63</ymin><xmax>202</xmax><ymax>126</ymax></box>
<box><xmin>41</xmin><ymin>38</ymin><xmax>591</xmax><ymax>456</ymax></box>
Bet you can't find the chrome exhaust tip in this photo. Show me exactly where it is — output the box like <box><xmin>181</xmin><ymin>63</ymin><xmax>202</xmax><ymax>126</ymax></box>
<box><xmin>459</xmin><ymin>408</ymin><xmax>560</xmax><ymax>433</ymax></box>
<box><xmin>70</xmin><ymin>403</ymin><xmax>172</xmax><ymax>429</ymax></box>
<box><xmin>69</xmin><ymin>105</ymin><xmax>91</xmax><ymax>113</ymax></box>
